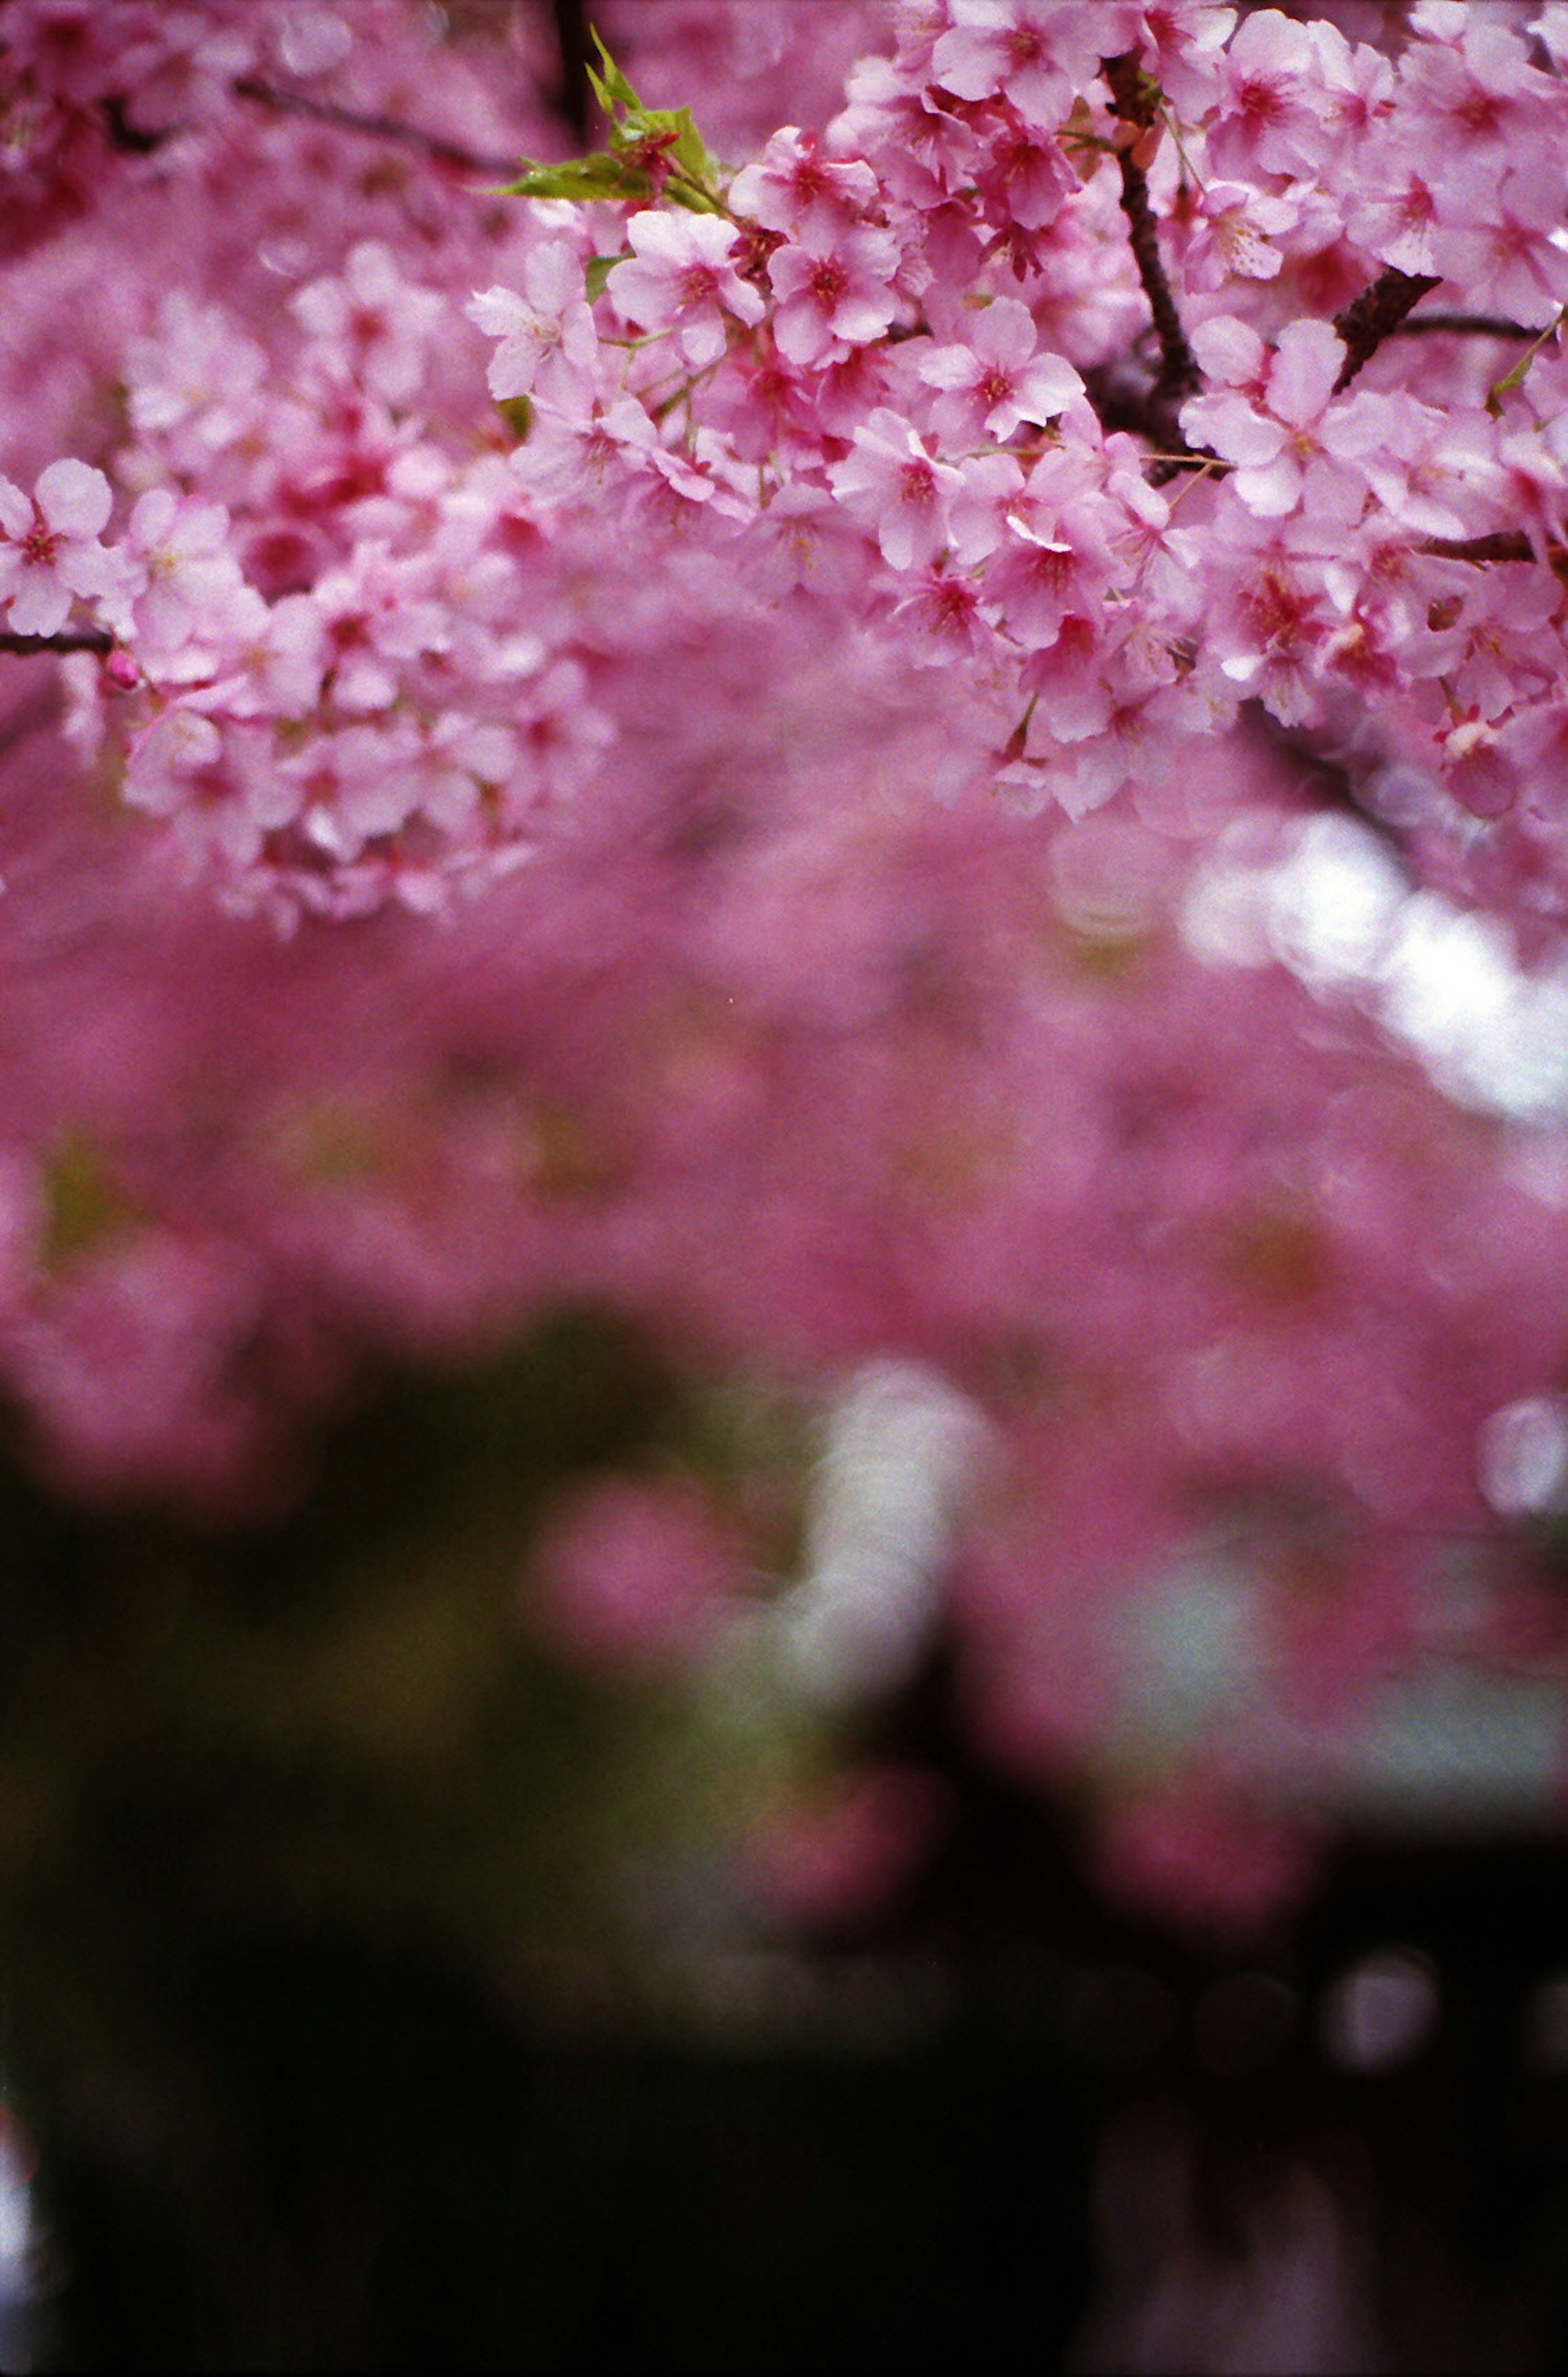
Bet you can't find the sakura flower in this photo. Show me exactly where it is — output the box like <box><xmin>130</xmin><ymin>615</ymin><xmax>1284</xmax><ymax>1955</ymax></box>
<box><xmin>1206</xmin><ymin>8</ymin><xmax>1323</xmax><ymax>179</ymax></box>
<box><xmin>1135</xmin><ymin>0</ymin><xmax>1241</xmax><ymax>114</ymax></box>
<box><xmin>291</xmin><ymin>241</ymin><xmax>444</xmax><ymax>405</ymax></box>
<box><xmin>1173</xmin><ymin>179</ymin><xmax>1298</xmax><ymax>294</ymax></box>
<box><xmin>1345</xmin><ymin>134</ymin><xmax>1441</xmax><ymax>276</ymax></box>
<box><xmin>917</xmin><ymin>299</ymin><xmax>1084</xmax><ymax>441</ymax></box>
<box><xmin>767</xmin><ymin>219</ymin><xmax>902</xmax><ymax>368</ymax></box>
<box><xmin>1203</xmin><ymin>514</ymin><xmax>1338</xmax><ymax>727</ymax></box>
<box><xmin>827</xmin><ymin>410</ymin><xmax>962</xmax><ymax>571</ymax></box>
<box><xmin>931</xmin><ymin>0</ymin><xmax>1108</xmax><ymax>128</ymax></box>
<box><xmin>831</xmin><ymin>55</ymin><xmax>980</xmax><ymax>211</ymax></box>
<box><xmin>606</xmin><ymin>212</ymin><xmax>765</xmax><ymax>369</ymax></box>
<box><xmin>1181</xmin><ymin>317</ymin><xmax>1366</xmax><ymax>523</ymax></box>
<box><xmin>406</xmin><ymin>715</ymin><xmax>523</xmax><ymax>835</ymax></box>
<box><xmin>468</xmin><ymin>243</ymin><xmax>601</xmax><ymax>414</ymax></box>
<box><xmin>1401</xmin><ymin>13</ymin><xmax>1557</xmax><ymax>151</ymax></box>
<box><xmin>971</xmin><ymin>120</ymin><xmax>1079</xmax><ymax>233</ymax></box>
<box><xmin>120</xmin><ymin>488</ymin><xmax>247</xmax><ymax>654</ymax></box>
<box><xmin>277</xmin><ymin>721</ymin><xmax>424</xmax><ymax>862</ymax></box>
<box><xmin>1430</xmin><ymin>158</ymin><xmax>1568</xmax><ymax>329</ymax></box>
<box><xmin>508</xmin><ymin>395</ymin><xmax>664</xmax><ymax>506</ymax></box>
<box><xmin>980</xmin><ymin>446</ymin><xmax>1115</xmax><ymax>646</ymax></box>
<box><xmin>125</xmin><ymin>295</ymin><xmax>267</xmax><ymax>461</ymax></box>
<box><xmin>729</xmin><ymin>127</ymin><xmax>878</xmax><ymax>236</ymax></box>
<box><xmin>311</xmin><ymin>544</ymin><xmax>450</xmax><ymax>713</ymax></box>
<box><xmin>208</xmin><ymin>590</ymin><xmax>327</xmax><ymax>722</ymax></box>
<box><xmin>0</xmin><ymin>458</ymin><xmax>117</xmax><ymax>637</ymax></box>
<box><xmin>513</xmin><ymin>659</ymin><xmax>615</xmax><ymax>807</ymax></box>
<box><xmin>893</xmin><ymin>564</ymin><xmax>1006</xmax><ymax>668</ymax></box>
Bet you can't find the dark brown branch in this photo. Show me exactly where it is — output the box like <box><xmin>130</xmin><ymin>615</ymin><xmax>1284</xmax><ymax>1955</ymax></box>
<box><xmin>552</xmin><ymin>0</ymin><xmax>591</xmax><ymax>149</ymax></box>
<box><xmin>0</xmin><ymin>631</ymin><xmax>113</xmax><ymax>656</ymax></box>
<box><xmin>1421</xmin><ymin>532</ymin><xmax>1566</xmax><ymax>566</ymax></box>
<box><xmin>1102</xmin><ymin>54</ymin><xmax>1203</xmax><ymax>421</ymax></box>
<box><xmin>1393</xmin><ymin>311</ymin><xmax>1535</xmax><ymax>340</ymax></box>
<box><xmin>232</xmin><ymin>77</ymin><xmax>517</xmax><ymax>178</ymax></box>
<box><xmin>1331</xmin><ymin>266</ymin><xmax>1441</xmax><ymax>392</ymax></box>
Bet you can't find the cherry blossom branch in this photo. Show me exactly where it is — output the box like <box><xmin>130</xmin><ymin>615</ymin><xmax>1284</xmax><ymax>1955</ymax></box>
<box><xmin>1101</xmin><ymin>52</ymin><xmax>1203</xmax><ymax>428</ymax></box>
<box><xmin>0</xmin><ymin>631</ymin><xmax>113</xmax><ymax>657</ymax></box>
<box><xmin>231</xmin><ymin>77</ymin><xmax>517</xmax><ymax>178</ymax></box>
<box><xmin>1392</xmin><ymin>312</ymin><xmax>1535</xmax><ymax>340</ymax></box>
<box><xmin>1331</xmin><ymin>266</ymin><xmax>1441</xmax><ymax>392</ymax></box>
<box><xmin>1421</xmin><ymin>532</ymin><xmax>1568</xmax><ymax>567</ymax></box>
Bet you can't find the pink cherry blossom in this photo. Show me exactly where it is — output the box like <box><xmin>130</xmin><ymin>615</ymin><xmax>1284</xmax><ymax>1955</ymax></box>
<box><xmin>0</xmin><ymin>457</ymin><xmax>115</xmax><ymax>636</ymax></box>
<box><xmin>468</xmin><ymin>243</ymin><xmax>601</xmax><ymax>413</ymax></box>
<box><xmin>606</xmin><ymin>210</ymin><xmax>765</xmax><ymax>369</ymax></box>
<box><xmin>827</xmin><ymin>409</ymin><xmax>962</xmax><ymax>570</ymax></box>
<box><xmin>916</xmin><ymin>298</ymin><xmax>1084</xmax><ymax>441</ymax></box>
<box><xmin>290</xmin><ymin>241</ymin><xmax>444</xmax><ymax>406</ymax></box>
<box><xmin>767</xmin><ymin>218</ymin><xmax>902</xmax><ymax>367</ymax></box>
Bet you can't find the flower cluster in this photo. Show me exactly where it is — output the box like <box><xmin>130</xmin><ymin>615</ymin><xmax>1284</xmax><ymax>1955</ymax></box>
<box><xmin>7</xmin><ymin>0</ymin><xmax>1568</xmax><ymax>1932</ymax></box>
<box><xmin>454</xmin><ymin>0</ymin><xmax>1568</xmax><ymax>905</ymax></box>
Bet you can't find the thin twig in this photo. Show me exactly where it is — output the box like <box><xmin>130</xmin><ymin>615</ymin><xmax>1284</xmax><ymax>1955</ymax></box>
<box><xmin>232</xmin><ymin>77</ymin><xmax>517</xmax><ymax>178</ymax></box>
<box><xmin>1392</xmin><ymin>312</ymin><xmax>1535</xmax><ymax>340</ymax></box>
<box><xmin>0</xmin><ymin>631</ymin><xmax>113</xmax><ymax>657</ymax></box>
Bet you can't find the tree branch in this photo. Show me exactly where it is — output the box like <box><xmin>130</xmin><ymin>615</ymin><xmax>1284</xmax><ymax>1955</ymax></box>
<box><xmin>1332</xmin><ymin>266</ymin><xmax>1441</xmax><ymax>392</ymax></box>
<box><xmin>552</xmin><ymin>0</ymin><xmax>591</xmax><ymax>149</ymax></box>
<box><xmin>232</xmin><ymin>77</ymin><xmax>517</xmax><ymax>178</ymax></box>
<box><xmin>0</xmin><ymin>631</ymin><xmax>113</xmax><ymax>657</ymax></box>
<box><xmin>1101</xmin><ymin>54</ymin><xmax>1203</xmax><ymax>421</ymax></box>
<box><xmin>1421</xmin><ymin>532</ymin><xmax>1568</xmax><ymax>567</ymax></box>
<box><xmin>1392</xmin><ymin>311</ymin><xmax>1535</xmax><ymax>340</ymax></box>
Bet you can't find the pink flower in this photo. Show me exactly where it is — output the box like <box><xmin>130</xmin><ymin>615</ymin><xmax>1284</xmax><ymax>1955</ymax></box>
<box><xmin>729</xmin><ymin>126</ymin><xmax>878</xmax><ymax>236</ymax></box>
<box><xmin>606</xmin><ymin>211</ymin><xmax>765</xmax><ymax>368</ymax></box>
<box><xmin>121</xmin><ymin>488</ymin><xmax>247</xmax><ymax>654</ymax></box>
<box><xmin>468</xmin><ymin>242</ymin><xmax>601</xmax><ymax>413</ymax></box>
<box><xmin>1206</xmin><ymin>8</ymin><xmax>1323</xmax><ymax>178</ymax></box>
<box><xmin>1430</xmin><ymin>158</ymin><xmax>1568</xmax><ymax>329</ymax></box>
<box><xmin>917</xmin><ymin>298</ymin><xmax>1084</xmax><ymax>441</ymax></box>
<box><xmin>1174</xmin><ymin>179</ymin><xmax>1298</xmax><ymax>294</ymax></box>
<box><xmin>1182</xmin><ymin>317</ymin><xmax>1365</xmax><ymax>522</ymax></box>
<box><xmin>931</xmin><ymin>0</ymin><xmax>1107</xmax><ymax>128</ymax></box>
<box><xmin>0</xmin><ymin>458</ymin><xmax>116</xmax><ymax>637</ymax></box>
<box><xmin>828</xmin><ymin>409</ymin><xmax>962</xmax><ymax>570</ymax></box>
<box><xmin>767</xmin><ymin>218</ymin><xmax>902</xmax><ymax>368</ymax></box>
<box><xmin>291</xmin><ymin>241</ymin><xmax>444</xmax><ymax>405</ymax></box>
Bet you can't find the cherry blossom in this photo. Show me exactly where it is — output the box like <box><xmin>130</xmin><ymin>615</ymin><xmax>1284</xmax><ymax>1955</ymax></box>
<box><xmin>606</xmin><ymin>210</ymin><xmax>766</xmax><ymax>369</ymax></box>
<box><xmin>468</xmin><ymin>243</ymin><xmax>601</xmax><ymax>413</ymax></box>
<box><xmin>0</xmin><ymin>459</ymin><xmax>116</xmax><ymax>636</ymax></box>
<box><xmin>916</xmin><ymin>297</ymin><xmax>1085</xmax><ymax>441</ymax></box>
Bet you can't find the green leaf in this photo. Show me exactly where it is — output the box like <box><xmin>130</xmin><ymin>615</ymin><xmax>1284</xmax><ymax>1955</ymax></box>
<box><xmin>497</xmin><ymin>395</ymin><xmax>534</xmax><ymax>441</ymax></box>
<box><xmin>493</xmin><ymin>154</ymin><xmax>643</xmax><ymax>203</ymax></box>
<box><xmin>669</xmin><ymin>107</ymin><xmax>719</xmax><ymax>187</ymax></box>
<box><xmin>588</xmin><ymin>28</ymin><xmax>643</xmax><ymax>118</ymax></box>
<box><xmin>584</xmin><ymin>253</ymin><xmax>624</xmax><ymax>303</ymax></box>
